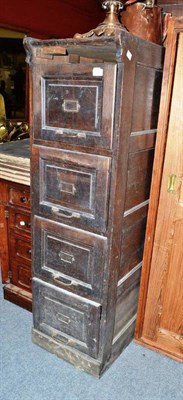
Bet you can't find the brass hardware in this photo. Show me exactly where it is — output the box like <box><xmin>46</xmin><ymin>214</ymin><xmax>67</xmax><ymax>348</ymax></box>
<box><xmin>167</xmin><ymin>174</ymin><xmax>177</xmax><ymax>193</ymax></box>
<box><xmin>52</xmin><ymin>207</ymin><xmax>80</xmax><ymax>219</ymax></box>
<box><xmin>0</xmin><ymin>94</ymin><xmax>8</xmax><ymax>142</ymax></box>
<box><xmin>74</xmin><ymin>1</ymin><xmax>126</xmax><ymax>39</ymax></box>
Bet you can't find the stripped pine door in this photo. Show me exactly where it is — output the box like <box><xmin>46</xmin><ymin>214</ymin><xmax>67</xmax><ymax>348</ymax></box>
<box><xmin>138</xmin><ymin>30</ymin><xmax>183</xmax><ymax>361</ymax></box>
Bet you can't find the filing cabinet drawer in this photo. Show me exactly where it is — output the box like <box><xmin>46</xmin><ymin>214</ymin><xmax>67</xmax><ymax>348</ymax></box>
<box><xmin>33</xmin><ymin>216</ymin><xmax>107</xmax><ymax>300</ymax></box>
<box><xmin>33</xmin><ymin>279</ymin><xmax>101</xmax><ymax>358</ymax></box>
<box><xmin>8</xmin><ymin>185</ymin><xmax>30</xmax><ymax>209</ymax></box>
<box><xmin>11</xmin><ymin>260</ymin><xmax>32</xmax><ymax>292</ymax></box>
<box><xmin>32</xmin><ymin>146</ymin><xmax>111</xmax><ymax>233</ymax></box>
<box><xmin>33</xmin><ymin>63</ymin><xmax>116</xmax><ymax>150</ymax></box>
<box><xmin>9</xmin><ymin>234</ymin><xmax>32</xmax><ymax>264</ymax></box>
<box><xmin>9</xmin><ymin>208</ymin><xmax>31</xmax><ymax>236</ymax></box>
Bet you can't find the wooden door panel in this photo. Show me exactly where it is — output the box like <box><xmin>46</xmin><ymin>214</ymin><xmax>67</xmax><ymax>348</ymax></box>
<box><xmin>141</xmin><ymin>31</ymin><xmax>183</xmax><ymax>360</ymax></box>
<box><xmin>33</xmin><ymin>63</ymin><xmax>116</xmax><ymax>150</ymax></box>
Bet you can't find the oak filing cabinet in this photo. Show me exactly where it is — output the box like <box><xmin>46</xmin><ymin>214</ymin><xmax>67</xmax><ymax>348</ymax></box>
<box><xmin>24</xmin><ymin>30</ymin><xmax>163</xmax><ymax>376</ymax></box>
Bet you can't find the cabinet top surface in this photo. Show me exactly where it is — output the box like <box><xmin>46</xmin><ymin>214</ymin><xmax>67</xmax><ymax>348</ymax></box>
<box><xmin>24</xmin><ymin>30</ymin><xmax>163</xmax><ymax>66</ymax></box>
<box><xmin>0</xmin><ymin>139</ymin><xmax>30</xmax><ymax>186</ymax></box>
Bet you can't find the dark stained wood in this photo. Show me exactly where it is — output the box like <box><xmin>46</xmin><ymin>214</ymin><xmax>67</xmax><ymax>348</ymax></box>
<box><xmin>32</xmin><ymin>63</ymin><xmax>117</xmax><ymax>151</ymax></box>
<box><xmin>32</xmin><ymin>145</ymin><xmax>111</xmax><ymax>233</ymax></box>
<box><xmin>0</xmin><ymin>179</ymin><xmax>32</xmax><ymax>310</ymax></box>
<box><xmin>135</xmin><ymin>17</ymin><xmax>183</xmax><ymax>363</ymax></box>
<box><xmin>25</xmin><ymin>30</ymin><xmax>163</xmax><ymax>377</ymax></box>
<box><xmin>124</xmin><ymin>149</ymin><xmax>154</xmax><ymax>211</ymax></box>
<box><xmin>33</xmin><ymin>216</ymin><xmax>107</xmax><ymax>301</ymax></box>
<box><xmin>120</xmin><ymin>204</ymin><xmax>149</xmax><ymax>279</ymax></box>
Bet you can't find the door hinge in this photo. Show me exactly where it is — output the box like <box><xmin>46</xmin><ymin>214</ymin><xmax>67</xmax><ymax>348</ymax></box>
<box><xmin>4</xmin><ymin>209</ymin><xmax>9</xmax><ymax>218</ymax></box>
<box><xmin>8</xmin><ymin>270</ymin><xmax>12</xmax><ymax>279</ymax></box>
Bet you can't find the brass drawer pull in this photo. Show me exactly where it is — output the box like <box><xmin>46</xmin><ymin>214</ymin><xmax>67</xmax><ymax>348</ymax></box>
<box><xmin>52</xmin><ymin>207</ymin><xmax>80</xmax><ymax>219</ymax></box>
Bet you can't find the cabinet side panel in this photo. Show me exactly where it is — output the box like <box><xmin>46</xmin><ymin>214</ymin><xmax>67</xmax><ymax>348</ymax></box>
<box><xmin>0</xmin><ymin>204</ymin><xmax>9</xmax><ymax>283</ymax></box>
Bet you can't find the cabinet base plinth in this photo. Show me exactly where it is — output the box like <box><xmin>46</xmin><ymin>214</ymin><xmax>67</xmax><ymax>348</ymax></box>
<box><xmin>3</xmin><ymin>284</ymin><xmax>32</xmax><ymax>312</ymax></box>
<box><xmin>32</xmin><ymin>328</ymin><xmax>103</xmax><ymax>378</ymax></box>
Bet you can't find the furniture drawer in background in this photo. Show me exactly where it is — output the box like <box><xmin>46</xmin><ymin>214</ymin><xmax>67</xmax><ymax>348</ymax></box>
<box><xmin>9</xmin><ymin>208</ymin><xmax>31</xmax><ymax>236</ymax></box>
<box><xmin>8</xmin><ymin>185</ymin><xmax>30</xmax><ymax>209</ymax></box>
<box><xmin>33</xmin><ymin>63</ymin><xmax>116</xmax><ymax>150</ymax></box>
<box><xmin>32</xmin><ymin>146</ymin><xmax>111</xmax><ymax>233</ymax></box>
<box><xmin>33</xmin><ymin>216</ymin><xmax>107</xmax><ymax>300</ymax></box>
<box><xmin>11</xmin><ymin>260</ymin><xmax>32</xmax><ymax>292</ymax></box>
<box><xmin>33</xmin><ymin>279</ymin><xmax>101</xmax><ymax>359</ymax></box>
<box><xmin>9</xmin><ymin>234</ymin><xmax>32</xmax><ymax>264</ymax></box>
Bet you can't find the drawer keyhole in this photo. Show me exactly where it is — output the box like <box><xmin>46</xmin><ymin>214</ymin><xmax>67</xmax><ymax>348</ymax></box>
<box><xmin>20</xmin><ymin>196</ymin><xmax>28</xmax><ymax>203</ymax></box>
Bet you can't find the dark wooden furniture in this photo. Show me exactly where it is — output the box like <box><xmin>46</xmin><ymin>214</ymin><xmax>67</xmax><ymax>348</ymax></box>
<box><xmin>0</xmin><ymin>140</ymin><xmax>32</xmax><ymax>310</ymax></box>
<box><xmin>135</xmin><ymin>17</ymin><xmax>183</xmax><ymax>363</ymax></box>
<box><xmin>25</xmin><ymin>30</ymin><xmax>163</xmax><ymax>376</ymax></box>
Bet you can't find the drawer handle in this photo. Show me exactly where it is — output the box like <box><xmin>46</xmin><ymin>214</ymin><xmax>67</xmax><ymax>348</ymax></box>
<box><xmin>58</xmin><ymin>131</ymin><xmax>86</xmax><ymax>139</ymax></box>
<box><xmin>52</xmin><ymin>207</ymin><xmax>80</xmax><ymax>219</ymax></box>
<box><xmin>20</xmin><ymin>196</ymin><xmax>28</xmax><ymax>203</ymax></box>
<box><xmin>19</xmin><ymin>220</ymin><xmax>26</xmax><ymax>226</ymax></box>
<box><xmin>27</xmin><ymin>249</ymin><xmax>32</xmax><ymax>255</ymax></box>
<box><xmin>53</xmin><ymin>274</ymin><xmax>74</xmax><ymax>286</ymax></box>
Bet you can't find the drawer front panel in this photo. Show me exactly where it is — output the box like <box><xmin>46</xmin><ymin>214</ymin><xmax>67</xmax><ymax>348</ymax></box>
<box><xmin>33</xmin><ymin>279</ymin><xmax>101</xmax><ymax>358</ymax></box>
<box><xmin>33</xmin><ymin>63</ymin><xmax>116</xmax><ymax>149</ymax></box>
<box><xmin>9</xmin><ymin>209</ymin><xmax>31</xmax><ymax>235</ymax></box>
<box><xmin>8</xmin><ymin>186</ymin><xmax>30</xmax><ymax>209</ymax></box>
<box><xmin>11</xmin><ymin>260</ymin><xmax>32</xmax><ymax>291</ymax></box>
<box><xmin>32</xmin><ymin>146</ymin><xmax>111</xmax><ymax>233</ymax></box>
<box><xmin>33</xmin><ymin>217</ymin><xmax>107</xmax><ymax>300</ymax></box>
<box><xmin>10</xmin><ymin>235</ymin><xmax>32</xmax><ymax>264</ymax></box>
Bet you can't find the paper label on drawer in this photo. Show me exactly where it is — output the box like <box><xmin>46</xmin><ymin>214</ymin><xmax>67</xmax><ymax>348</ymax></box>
<box><xmin>92</xmin><ymin>67</ymin><xmax>103</xmax><ymax>77</ymax></box>
<box><xmin>126</xmin><ymin>50</ymin><xmax>132</xmax><ymax>61</ymax></box>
